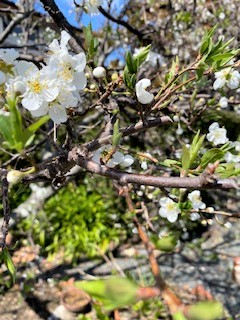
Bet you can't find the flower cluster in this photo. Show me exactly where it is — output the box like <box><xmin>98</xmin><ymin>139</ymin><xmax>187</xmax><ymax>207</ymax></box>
<box><xmin>2</xmin><ymin>31</ymin><xmax>87</xmax><ymax>124</ymax></box>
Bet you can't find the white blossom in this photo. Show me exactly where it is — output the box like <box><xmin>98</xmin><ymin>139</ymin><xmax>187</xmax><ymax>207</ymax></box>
<box><xmin>19</xmin><ymin>64</ymin><xmax>59</xmax><ymax>111</ymax></box>
<box><xmin>159</xmin><ymin>197</ymin><xmax>181</xmax><ymax>223</ymax></box>
<box><xmin>92</xmin><ymin>145</ymin><xmax>134</xmax><ymax>168</ymax></box>
<box><xmin>93</xmin><ymin>66</ymin><xmax>106</xmax><ymax>78</ymax></box>
<box><xmin>206</xmin><ymin>122</ymin><xmax>229</xmax><ymax>146</ymax></box>
<box><xmin>135</xmin><ymin>78</ymin><xmax>154</xmax><ymax>104</ymax></box>
<box><xmin>219</xmin><ymin>96</ymin><xmax>228</xmax><ymax>108</ymax></box>
<box><xmin>120</xmin><ymin>154</ymin><xmax>134</xmax><ymax>168</ymax></box>
<box><xmin>84</xmin><ymin>0</ymin><xmax>101</xmax><ymax>15</ymax></box>
<box><xmin>141</xmin><ymin>161</ymin><xmax>148</xmax><ymax>170</ymax></box>
<box><xmin>224</xmin><ymin>152</ymin><xmax>240</xmax><ymax>163</ymax></box>
<box><xmin>188</xmin><ymin>190</ymin><xmax>206</xmax><ymax>210</ymax></box>
<box><xmin>213</xmin><ymin>67</ymin><xmax>240</xmax><ymax>90</ymax></box>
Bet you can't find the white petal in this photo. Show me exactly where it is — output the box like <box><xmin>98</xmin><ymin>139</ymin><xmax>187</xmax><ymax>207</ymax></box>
<box><xmin>136</xmin><ymin>78</ymin><xmax>154</xmax><ymax>104</ymax></box>
<box><xmin>73</xmin><ymin>72</ymin><xmax>87</xmax><ymax>90</ymax></box>
<box><xmin>213</xmin><ymin>78</ymin><xmax>225</xmax><ymax>90</ymax></box>
<box><xmin>14</xmin><ymin>61</ymin><xmax>37</xmax><ymax>77</ymax></box>
<box><xmin>209</xmin><ymin>122</ymin><xmax>219</xmax><ymax>131</ymax></box>
<box><xmin>159</xmin><ymin>207</ymin><xmax>167</xmax><ymax>218</ymax></box>
<box><xmin>73</xmin><ymin>52</ymin><xmax>86</xmax><ymax>72</ymax></box>
<box><xmin>159</xmin><ymin>197</ymin><xmax>168</xmax><ymax>206</ymax></box>
<box><xmin>120</xmin><ymin>154</ymin><xmax>134</xmax><ymax>167</ymax></box>
<box><xmin>22</xmin><ymin>92</ymin><xmax>43</xmax><ymax>110</ymax></box>
<box><xmin>49</xmin><ymin>104</ymin><xmax>68</xmax><ymax>124</ymax></box>
<box><xmin>112</xmin><ymin>151</ymin><xmax>125</xmax><ymax>164</ymax></box>
<box><xmin>167</xmin><ymin>212</ymin><xmax>178</xmax><ymax>223</ymax></box>
<box><xmin>60</xmin><ymin>31</ymin><xmax>71</xmax><ymax>49</ymax></box>
<box><xmin>30</xmin><ymin>103</ymin><xmax>48</xmax><ymax>117</ymax></box>
<box><xmin>227</xmin><ymin>76</ymin><xmax>239</xmax><ymax>89</ymax></box>
<box><xmin>43</xmin><ymin>86</ymin><xmax>59</xmax><ymax>102</ymax></box>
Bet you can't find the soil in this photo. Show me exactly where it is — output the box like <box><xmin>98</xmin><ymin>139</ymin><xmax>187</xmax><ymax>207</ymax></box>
<box><xmin>0</xmin><ymin>218</ymin><xmax>240</xmax><ymax>320</ymax></box>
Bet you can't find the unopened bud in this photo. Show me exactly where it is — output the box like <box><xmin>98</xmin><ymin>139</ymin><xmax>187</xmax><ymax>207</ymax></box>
<box><xmin>7</xmin><ymin>167</ymin><xmax>35</xmax><ymax>186</ymax></box>
<box><xmin>93</xmin><ymin>66</ymin><xmax>106</xmax><ymax>78</ymax></box>
<box><xmin>111</xmin><ymin>72</ymin><xmax>118</xmax><ymax>82</ymax></box>
<box><xmin>89</xmin><ymin>84</ymin><xmax>96</xmax><ymax>90</ymax></box>
<box><xmin>13</xmin><ymin>81</ymin><xmax>26</xmax><ymax>94</ymax></box>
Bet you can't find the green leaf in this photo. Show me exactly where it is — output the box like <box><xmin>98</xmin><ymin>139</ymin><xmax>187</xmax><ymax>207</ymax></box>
<box><xmin>173</xmin><ymin>312</ymin><xmax>187</xmax><ymax>320</ymax></box>
<box><xmin>22</xmin><ymin>115</ymin><xmax>49</xmax><ymax>147</ymax></box>
<box><xmin>181</xmin><ymin>144</ymin><xmax>191</xmax><ymax>170</ymax></box>
<box><xmin>2</xmin><ymin>248</ymin><xmax>16</xmax><ymax>284</ymax></box>
<box><xmin>151</xmin><ymin>233</ymin><xmax>179</xmax><ymax>252</ymax></box>
<box><xmin>162</xmin><ymin>159</ymin><xmax>181</xmax><ymax>167</ymax></box>
<box><xmin>187</xmin><ymin>301</ymin><xmax>224</xmax><ymax>320</ymax></box>
<box><xmin>126</xmin><ymin>51</ymin><xmax>137</xmax><ymax>74</ymax></box>
<box><xmin>7</xmin><ymin>98</ymin><xmax>23</xmax><ymax>145</ymax></box>
<box><xmin>0</xmin><ymin>114</ymin><xmax>14</xmax><ymax>145</ymax></box>
<box><xmin>75</xmin><ymin>277</ymin><xmax>138</xmax><ymax>311</ymax></box>
<box><xmin>190</xmin><ymin>131</ymin><xmax>205</xmax><ymax>166</ymax></box>
<box><xmin>200</xmin><ymin>148</ymin><xmax>224</xmax><ymax>168</ymax></box>
<box><xmin>112</xmin><ymin>119</ymin><xmax>122</xmax><ymax>147</ymax></box>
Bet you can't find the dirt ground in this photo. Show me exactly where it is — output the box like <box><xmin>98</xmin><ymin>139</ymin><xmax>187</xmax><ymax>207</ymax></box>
<box><xmin>0</xmin><ymin>218</ymin><xmax>240</xmax><ymax>320</ymax></box>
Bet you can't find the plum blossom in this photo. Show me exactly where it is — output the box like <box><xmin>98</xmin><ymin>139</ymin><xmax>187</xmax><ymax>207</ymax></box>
<box><xmin>159</xmin><ymin>197</ymin><xmax>181</xmax><ymax>223</ymax></box>
<box><xmin>84</xmin><ymin>0</ymin><xmax>101</xmax><ymax>15</ymax></box>
<box><xmin>92</xmin><ymin>145</ymin><xmax>134</xmax><ymax>168</ymax></box>
<box><xmin>206</xmin><ymin>122</ymin><xmax>229</xmax><ymax>146</ymax></box>
<box><xmin>213</xmin><ymin>67</ymin><xmax>240</xmax><ymax>90</ymax></box>
<box><xmin>141</xmin><ymin>161</ymin><xmax>148</xmax><ymax>170</ymax></box>
<box><xmin>18</xmin><ymin>64</ymin><xmax>59</xmax><ymax>111</ymax></box>
<box><xmin>188</xmin><ymin>190</ymin><xmax>206</xmax><ymax>210</ymax></box>
<box><xmin>135</xmin><ymin>78</ymin><xmax>154</xmax><ymax>104</ymax></box>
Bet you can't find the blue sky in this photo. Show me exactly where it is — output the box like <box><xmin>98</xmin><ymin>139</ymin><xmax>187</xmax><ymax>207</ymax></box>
<box><xmin>35</xmin><ymin>0</ymin><xmax>107</xmax><ymax>30</ymax></box>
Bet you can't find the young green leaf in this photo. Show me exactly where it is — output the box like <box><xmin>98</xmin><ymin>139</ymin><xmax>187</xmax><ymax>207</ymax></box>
<box><xmin>200</xmin><ymin>148</ymin><xmax>224</xmax><ymax>168</ymax></box>
<box><xmin>181</xmin><ymin>144</ymin><xmax>191</xmax><ymax>170</ymax></box>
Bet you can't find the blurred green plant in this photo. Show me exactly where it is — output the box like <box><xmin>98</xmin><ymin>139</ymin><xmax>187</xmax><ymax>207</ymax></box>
<box><xmin>16</xmin><ymin>182</ymin><xmax>126</xmax><ymax>261</ymax></box>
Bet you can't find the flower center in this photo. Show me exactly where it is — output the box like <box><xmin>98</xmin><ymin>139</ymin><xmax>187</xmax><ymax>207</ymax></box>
<box><xmin>29</xmin><ymin>80</ymin><xmax>42</xmax><ymax>93</ymax></box>
<box><xmin>59</xmin><ymin>62</ymin><xmax>73</xmax><ymax>81</ymax></box>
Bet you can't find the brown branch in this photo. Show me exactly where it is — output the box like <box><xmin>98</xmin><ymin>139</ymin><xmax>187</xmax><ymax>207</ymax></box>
<box><xmin>67</xmin><ymin>150</ymin><xmax>238</xmax><ymax>190</ymax></box>
<box><xmin>98</xmin><ymin>6</ymin><xmax>144</xmax><ymax>39</ymax></box>
<box><xmin>85</xmin><ymin>116</ymin><xmax>172</xmax><ymax>151</ymax></box>
<box><xmin>0</xmin><ymin>169</ymin><xmax>10</xmax><ymax>250</ymax></box>
<box><xmin>122</xmin><ymin>186</ymin><xmax>183</xmax><ymax>315</ymax></box>
<box><xmin>0</xmin><ymin>10</ymin><xmax>33</xmax><ymax>44</ymax></box>
<box><xmin>39</xmin><ymin>0</ymin><xmax>84</xmax><ymax>52</ymax></box>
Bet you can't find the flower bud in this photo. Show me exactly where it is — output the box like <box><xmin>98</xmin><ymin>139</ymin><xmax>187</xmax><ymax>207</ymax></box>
<box><xmin>111</xmin><ymin>73</ymin><xmax>118</xmax><ymax>82</ymax></box>
<box><xmin>93</xmin><ymin>66</ymin><xmax>106</xmax><ymax>78</ymax></box>
<box><xmin>7</xmin><ymin>170</ymin><xmax>25</xmax><ymax>185</ymax></box>
<box><xmin>13</xmin><ymin>80</ymin><xmax>26</xmax><ymax>94</ymax></box>
<box><xmin>7</xmin><ymin>167</ymin><xmax>35</xmax><ymax>186</ymax></box>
